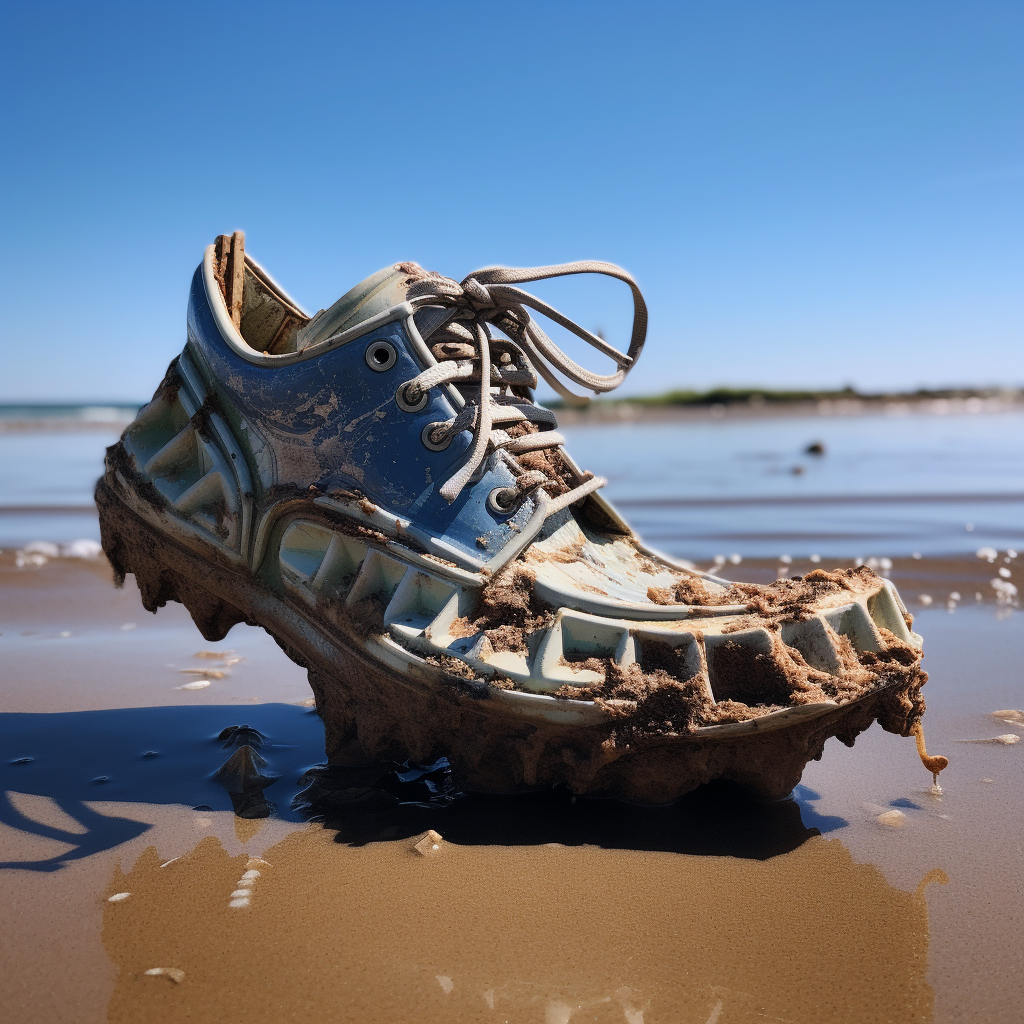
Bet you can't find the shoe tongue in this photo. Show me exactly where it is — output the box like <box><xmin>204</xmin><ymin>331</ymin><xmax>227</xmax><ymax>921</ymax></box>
<box><xmin>295</xmin><ymin>262</ymin><xmax>432</xmax><ymax>350</ymax></box>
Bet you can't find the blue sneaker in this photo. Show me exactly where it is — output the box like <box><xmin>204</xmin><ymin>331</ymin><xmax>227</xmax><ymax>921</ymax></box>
<box><xmin>96</xmin><ymin>232</ymin><xmax>938</xmax><ymax>802</ymax></box>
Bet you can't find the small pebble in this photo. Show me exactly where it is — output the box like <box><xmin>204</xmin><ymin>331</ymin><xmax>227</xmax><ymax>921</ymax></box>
<box><xmin>119</xmin><ymin>623</ymin><xmax>137</xmax><ymax>631</ymax></box>
<box><xmin>180</xmin><ymin>669</ymin><xmax>227</xmax><ymax>679</ymax></box>
<box><xmin>144</xmin><ymin>968</ymin><xmax>185</xmax><ymax>983</ymax></box>
<box><xmin>809</xmin><ymin>553</ymin><xmax>821</xmax><ymax>563</ymax></box>
<box><xmin>981</xmin><ymin>778</ymin><xmax>994</xmax><ymax>784</ymax></box>
<box><xmin>194</xmin><ymin>650</ymin><xmax>234</xmax><ymax>659</ymax></box>
<box><xmin>176</xmin><ymin>680</ymin><xmax>210</xmax><ymax>690</ymax></box>
<box><xmin>918</xmin><ymin>594</ymin><xmax>933</xmax><ymax>606</ymax></box>
<box><xmin>107</xmin><ymin>892</ymin><xmax>131</xmax><ymax>902</ymax></box>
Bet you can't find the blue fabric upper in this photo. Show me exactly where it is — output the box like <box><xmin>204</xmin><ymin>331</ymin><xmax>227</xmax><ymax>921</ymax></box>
<box><xmin>185</xmin><ymin>266</ymin><xmax>537</xmax><ymax>564</ymax></box>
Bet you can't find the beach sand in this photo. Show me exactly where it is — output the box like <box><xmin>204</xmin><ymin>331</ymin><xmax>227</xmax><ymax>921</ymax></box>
<box><xmin>1</xmin><ymin>551</ymin><xmax>1021</xmax><ymax>1023</ymax></box>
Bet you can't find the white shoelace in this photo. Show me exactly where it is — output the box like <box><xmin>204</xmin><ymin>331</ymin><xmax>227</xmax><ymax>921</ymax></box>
<box><xmin>402</xmin><ymin>262</ymin><xmax>648</xmax><ymax>516</ymax></box>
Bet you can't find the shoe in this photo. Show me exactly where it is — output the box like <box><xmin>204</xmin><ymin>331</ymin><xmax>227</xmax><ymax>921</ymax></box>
<box><xmin>96</xmin><ymin>231</ymin><xmax>936</xmax><ymax>803</ymax></box>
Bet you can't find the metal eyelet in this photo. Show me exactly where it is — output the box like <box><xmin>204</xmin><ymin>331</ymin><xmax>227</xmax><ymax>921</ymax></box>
<box><xmin>396</xmin><ymin>381</ymin><xmax>429</xmax><ymax>413</ymax></box>
<box><xmin>487</xmin><ymin>486</ymin><xmax>519</xmax><ymax>516</ymax></box>
<box><xmin>421</xmin><ymin>421</ymin><xmax>454</xmax><ymax>451</ymax></box>
<box><xmin>365</xmin><ymin>340</ymin><xmax>397</xmax><ymax>372</ymax></box>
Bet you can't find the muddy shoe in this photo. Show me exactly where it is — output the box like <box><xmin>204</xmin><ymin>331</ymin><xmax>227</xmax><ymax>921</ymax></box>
<box><xmin>96</xmin><ymin>231</ymin><xmax>936</xmax><ymax>803</ymax></box>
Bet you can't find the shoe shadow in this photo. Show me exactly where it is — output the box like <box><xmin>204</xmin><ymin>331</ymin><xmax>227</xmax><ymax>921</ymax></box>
<box><xmin>0</xmin><ymin>704</ymin><xmax>845</xmax><ymax>871</ymax></box>
<box><xmin>310</xmin><ymin>773</ymin><xmax>844</xmax><ymax>860</ymax></box>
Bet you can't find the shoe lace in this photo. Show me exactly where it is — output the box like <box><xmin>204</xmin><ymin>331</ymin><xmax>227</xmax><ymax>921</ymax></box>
<box><xmin>401</xmin><ymin>262</ymin><xmax>648</xmax><ymax>513</ymax></box>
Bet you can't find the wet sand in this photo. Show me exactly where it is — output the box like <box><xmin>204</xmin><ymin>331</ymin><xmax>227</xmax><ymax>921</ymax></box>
<box><xmin>1</xmin><ymin>551</ymin><xmax>1021</xmax><ymax>1023</ymax></box>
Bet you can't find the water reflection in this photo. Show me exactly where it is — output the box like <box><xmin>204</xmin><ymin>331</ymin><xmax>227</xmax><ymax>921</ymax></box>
<box><xmin>101</xmin><ymin>826</ymin><xmax>942</xmax><ymax>1024</ymax></box>
<box><xmin>1</xmin><ymin>704</ymin><xmax>843</xmax><ymax>869</ymax></box>
<box><xmin>2</xmin><ymin>705</ymin><xmax>943</xmax><ymax>1021</ymax></box>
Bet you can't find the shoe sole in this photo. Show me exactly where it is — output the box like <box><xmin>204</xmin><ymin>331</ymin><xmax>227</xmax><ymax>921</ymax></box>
<box><xmin>96</xmin><ymin>475</ymin><xmax>924</xmax><ymax>804</ymax></box>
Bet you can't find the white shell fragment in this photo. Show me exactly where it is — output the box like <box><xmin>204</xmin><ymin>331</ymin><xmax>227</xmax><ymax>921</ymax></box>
<box><xmin>176</xmin><ymin>680</ymin><xmax>210</xmax><ymax>690</ymax></box>
<box><xmin>414</xmin><ymin>829</ymin><xmax>443</xmax><ymax>856</ymax></box>
<box><xmin>228</xmin><ymin>898</ymin><xmax>250</xmax><ymax>909</ymax></box>
<box><xmin>107</xmin><ymin>892</ymin><xmax>131</xmax><ymax>902</ymax></box>
<box><xmin>240</xmin><ymin>869</ymin><xmax>260</xmax><ymax>881</ymax></box>
<box><xmin>230</xmin><ymin>889</ymin><xmax>252</xmax><ymax>898</ymax></box>
<box><xmin>991</xmin><ymin>709</ymin><xmax>1024</xmax><ymax>723</ymax></box>
<box><xmin>144</xmin><ymin>967</ymin><xmax>185</xmax><ymax>983</ymax></box>
<box><xmin>876</xmin><ymin>810</ymin><xmax>907</xmax><ymax>827</ymax></box>
<box><xmin>956</xmin><ymin>734</ymin><xmax>1021</xmax><ymax>745</ymax></box>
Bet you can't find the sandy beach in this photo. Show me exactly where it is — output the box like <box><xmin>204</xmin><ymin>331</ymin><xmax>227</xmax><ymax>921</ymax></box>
<box><xmin>1</xmin><ymin>537</ymin><xmax>1020</xmax><ymax>1023</ymax></box>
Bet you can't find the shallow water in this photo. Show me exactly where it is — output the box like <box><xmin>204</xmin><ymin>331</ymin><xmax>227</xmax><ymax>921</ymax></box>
<box><xmin>1</xmin><ymin>411</ymin><xmax>1021</xmax><ymax>1022</ymax></box>
<box><xmin>560</xmin><ymin>410</ymin><xmax>1024</xmax><ymax>558</ymax></box>
<box><xmin>2</xmin><ymin>409</ymin><xmax>1022</xmax><ymax>557</ymax></box>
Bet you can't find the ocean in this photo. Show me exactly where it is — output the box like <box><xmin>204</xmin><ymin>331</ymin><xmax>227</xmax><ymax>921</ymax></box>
<box><xmin>2</xmin><ymin>403</ymin><xmax>1021</xmax><ymax>559</ymax></box>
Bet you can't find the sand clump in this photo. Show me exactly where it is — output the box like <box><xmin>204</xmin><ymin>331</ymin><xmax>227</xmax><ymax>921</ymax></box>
<box><xmin>453</xmin><ymin>562</ymin><xmax>556</xmax><ymax>654</ymax></box>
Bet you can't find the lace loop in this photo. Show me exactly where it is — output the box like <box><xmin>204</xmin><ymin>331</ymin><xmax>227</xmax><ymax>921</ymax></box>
<box><xmin>403</xmin><ymin>261</ymin><xmax>647</xmax><ymax>513</ymax></box>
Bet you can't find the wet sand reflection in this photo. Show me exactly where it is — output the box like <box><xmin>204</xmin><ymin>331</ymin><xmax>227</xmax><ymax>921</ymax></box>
<box><xmin>103</xmin><ymin>826</ymin><xmax>943</xmax><ymax>1024</ymax></box>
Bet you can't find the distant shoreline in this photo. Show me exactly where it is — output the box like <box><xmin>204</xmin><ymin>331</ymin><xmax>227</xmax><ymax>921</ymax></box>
<box><xmin>1</xmin><ymin>388</ymin><xmax>1022</xmax><ymax>432</ymax></box>
<box><xmin>550</xmin><ymin>387</ymin><xmax>1024</xmax><ymax>425</ymax></box>
<box><xmin>0</xmin><ymin>403</ymin><xmax>141</xmax><ymax>434</ymax></box>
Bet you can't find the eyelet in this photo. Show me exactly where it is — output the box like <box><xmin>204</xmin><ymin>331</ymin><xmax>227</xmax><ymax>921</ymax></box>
<box><xmin>487</xmin><ymin>486</ymin><xmax>519</xmax><ymax>515</ymax></box>
<box><xmin>396</xmin><ymin>381</ymin><xmax>429</xmax><ymax>413</ymax></box>
<box><xmin>365</xmin><ymin>340</ymin><xmax>397</xmax><ymax>372</ymax></box>
<box><xmin>421</xmin><ymin>421</ymin><xmax>454</xmax><ymax>451</ymax></box>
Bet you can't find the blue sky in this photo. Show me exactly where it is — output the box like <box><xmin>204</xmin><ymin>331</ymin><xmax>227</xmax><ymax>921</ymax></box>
<box><xmin>1</xmin><ymin>0</ymin><xmax>1021</xmax><ymax>402</ymax></box>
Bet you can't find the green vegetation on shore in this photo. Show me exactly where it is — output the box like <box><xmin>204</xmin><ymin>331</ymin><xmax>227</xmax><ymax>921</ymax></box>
<box><xmin>544</xmin><ymin>386</ymin><xmax>1020</xmax><ymax>410</ymax></box>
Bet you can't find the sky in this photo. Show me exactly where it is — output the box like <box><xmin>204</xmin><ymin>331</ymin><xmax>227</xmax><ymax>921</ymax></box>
<box><xmin>0</xmin><ymin>0</ymin><xmax>1021</xmax><ymax>403</ymax></box>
